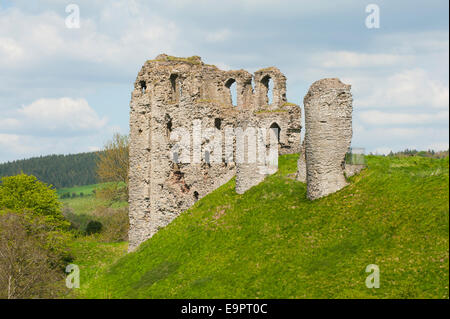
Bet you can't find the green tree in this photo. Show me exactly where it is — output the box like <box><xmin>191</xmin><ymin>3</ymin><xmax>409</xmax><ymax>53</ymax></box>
<box><xmin>0</xmin><ymin>174</ymin><xmax>68</xmax><ymax>229</ymax></box>
<box><xmin>0</xmin><ymin>151</ymin><xmax>100</xmax><ymax>189</ymax></box>
<box><xmin>96</xmin><ymin>133</ymin><xmax>129</xmax><ymax>201</ymax></box>
<box><xmin>0</xmin><ymin>210</ymin><xmax>70</xmax><ymax>298</ymax></box>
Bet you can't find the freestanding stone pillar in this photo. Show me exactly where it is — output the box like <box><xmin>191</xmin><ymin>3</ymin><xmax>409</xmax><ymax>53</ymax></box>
<box><xmin>303</xmin><ymin>78</ymin><xmax>353</xmax><ymax>200</ymax></box>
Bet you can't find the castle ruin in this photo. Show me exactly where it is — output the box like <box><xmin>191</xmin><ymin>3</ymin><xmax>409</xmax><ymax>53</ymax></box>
<box><xmin>128</xmin><ymin>55</ymin><xmax>360</xmax><ymax>251</ymax></box>
<box><xmin>297</xmin><ymin>78</ymin><xmax>354</xmax><ymax>200</ymax></box>
<box><xmin>128</xmin><ymin>54</ymin><xmax>301</xmax><ymax>251</ymax></box>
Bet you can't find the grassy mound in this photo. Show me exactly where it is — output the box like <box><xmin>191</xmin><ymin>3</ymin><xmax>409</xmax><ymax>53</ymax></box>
<box><xmin>79</xmin><ymin>155</ymin><xmax>449</xmax><ymax>299</ymax></box>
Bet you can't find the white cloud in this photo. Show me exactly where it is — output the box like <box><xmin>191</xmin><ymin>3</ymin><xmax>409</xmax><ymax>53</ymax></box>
<box><xmin>0</xmin><ymin>133</ymin><xmax>104</xmax><ymax>163</ymax></box>
<box><xmin>0</xmin><ymin>5</ymin><xmax>179</xmax><ymax>70</ymax></box>
<box><xmin>351</xmin><ymin>124</ymin><xmax>449</xmax><ymax>153</ymax></box>
<box><xmin>0</xmin><ymin>97</ymin><xmax>107</xmax><ymax>135</ymax></box>
<box><xmin>0</xmin><ymin>134</ymin><xmax>34</xmax><ymax>156</ymax></box>
<box><xmin>205</xmin><ymin>29</ymin><xmax>232</xmax><ymax>43</ymax></box>
<box><xmin>350</xmin><ymin>69</ymin><xmax>449</xmax><ymax>109</ymax></box>
<box><xmin>212</xmin><ymin>62</ymin><xmax>232</xmax><ymax>71</ymax></box>
<box><xmin>372</xmin><ymin>31</ymin><xmax>449</xmax><ymax>55</ymax></box>
<box><xmin>0</xmin><ymin>2</ymin><xmax>448</xmax><ymax>161</ymax></box>
<box><xmin>359</xmin><ymin>110</ymin><xmax>449</xmax><ymax>125</ymax></box>
<box><xmin>0</xmin><ymin>37</ymin><xmax>24</xmax><ymax>63</ymax></box>
<box><xmin>314</xmin><ymin>51</ymin><xmax>414</xmax><ymax>68</ymax></box>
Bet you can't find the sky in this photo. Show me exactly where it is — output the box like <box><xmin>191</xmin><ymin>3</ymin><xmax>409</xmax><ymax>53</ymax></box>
<box><xmin>0</xmin><ymin>0</ymin><xmax>448</xmax><ymax>163</ymax></box>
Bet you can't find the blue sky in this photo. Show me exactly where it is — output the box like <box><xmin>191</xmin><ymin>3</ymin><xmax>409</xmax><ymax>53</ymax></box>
<box><xmin>0</xmin><ymin>0</ymin><xmax>448</xmax><ymax>163</ymax></box>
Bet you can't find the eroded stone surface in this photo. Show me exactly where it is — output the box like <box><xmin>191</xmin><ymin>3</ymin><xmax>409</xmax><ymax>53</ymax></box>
<box><xmin>129</xmin><ymin>54</ymin><xmax>301</xmax><ymax>251</ymax></box>
<box><xmin>296</xmin><ymin>139</ymin><xmax>306</xmax><ymax>183</ymax></box>
<box><xmin>302</xmin><ymin>78</ymin><xmax>353</xmax><ymax>200</ymax></box>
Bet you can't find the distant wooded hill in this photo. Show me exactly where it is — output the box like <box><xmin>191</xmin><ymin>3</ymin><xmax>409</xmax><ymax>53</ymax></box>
<box><xmin>0</xmin><ymin>152</ymin><xmax>101</xmax><ymax>188</ymax></box>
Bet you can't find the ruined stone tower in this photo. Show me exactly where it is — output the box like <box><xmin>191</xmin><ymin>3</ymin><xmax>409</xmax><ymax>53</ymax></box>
<box><xmin>301</xmin><ymin>78</ymin><xmax>353</xmax><ymax>200</ymax></box>
<box><xmin>128</xmin><ymin>54</ymin><xmax>301</xmax><ymax>251</ymax></box>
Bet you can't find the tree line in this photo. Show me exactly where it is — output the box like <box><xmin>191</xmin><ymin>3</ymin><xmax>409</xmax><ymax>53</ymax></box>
<box><xmin>377</xmin><ymin>149</ymin><xmax>449</xmax><ymax>159</ymax></box>
<box><xmin>0</xmin><ymin>152</ymin><xmax>101</xmax><ymax>189</ymax></box>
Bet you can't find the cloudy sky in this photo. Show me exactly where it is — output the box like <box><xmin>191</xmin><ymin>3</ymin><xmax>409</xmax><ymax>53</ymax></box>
<box><xmin>0</xmin><ymin>0</ymin><xmax>448</xmax><ymax>163</ymax></box>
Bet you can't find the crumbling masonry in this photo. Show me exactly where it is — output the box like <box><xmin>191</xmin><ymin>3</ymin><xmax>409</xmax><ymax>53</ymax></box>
<box><xmin>129</xmin><ymin>54</ymin><xmax>301</xmax><ymax>251</ymax></box>
<box><xmin>297</xmin><ymin>78</ymin><xmax>354</xmax><ymax>200</ymax></box>
<box><xmin>129</xmin><ymin>55</ymin><xmax>358</xmax><ymax>251</ymax></box>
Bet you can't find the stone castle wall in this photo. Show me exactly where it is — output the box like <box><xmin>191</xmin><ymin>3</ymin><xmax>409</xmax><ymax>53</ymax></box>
<box><xmin>129</xmin><ymin>54</ymin><xmax>301</xmax><ymax>251</ymax></box>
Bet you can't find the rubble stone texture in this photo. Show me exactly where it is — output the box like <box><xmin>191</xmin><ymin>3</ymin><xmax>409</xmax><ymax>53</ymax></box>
<box><xmin>128</xmin><ymin>54</ymin><xmax>301</xmax><ymax>251</ymax></box>
<box><xmin>296</xmin><ymin>139</ymin><xmax>306</xmax><ymax>182</ymax></box>
<box><xmin>303</xmin><ymin>78</ymin><xmax>353</xmax><ymax>200</ymax></box>
<box><xmin>234</xmin><ymin>112</ymin><xmax>280</xmax><ymax>194</ymax></box>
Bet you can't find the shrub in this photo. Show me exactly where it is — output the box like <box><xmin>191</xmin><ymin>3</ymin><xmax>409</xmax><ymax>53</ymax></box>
<box><xmin>96</xmin><ymin>182</ymin><xmax>127</xmax><ymax>203</ymax></box>
<box><xmin>60</xmin><ymin>192</ymin><xmax>71</xmax><ymax>199</ymax></box>
<box><xmin>0</xmin><ymin>210</ymin><xmax>71</xmax><ymax>298</ymax></box>
<box><xmin>86</xmin><ymin>220</ymin><xmax>103</xmax><ymax>235</ymax></box>
<box><xmin>91</xmin><ymin>206</ymin><xmax>129</xmax><ymax>242</ymax></box>
<box><xmin>62</xmin><ymin>206</ymin><xmax>92</xmax><ymax>233</ymax></box>
<box><xmin>96</xmin><ymin>133</ymin><xmax>129</xmax><ymax>201</ymax></box>
<box><xmin>0</xmin><ymin>174</ymin><xmax>69</xmax><ymax>229</ymax></box>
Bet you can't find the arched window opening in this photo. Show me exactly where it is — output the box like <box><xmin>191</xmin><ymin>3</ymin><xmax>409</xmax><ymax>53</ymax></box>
<box><xmin>261</xmin><ymin>75</ymin><xmax>274</xmax><ymax>106</ymax></box>
<box><xmin>214</xmin><ymin>118</ymin><xmax>222</xmax><ymax>130</ymax></box>
<box><xmin>225</xmin><ymin>78</ymin><xmax>237</xmax><ymax>107</ymax></box>
<box><xmin>140</xmin><ymin>81</ymin><xmax>147</xmax><ymax>94</ymax></box>
<box><xmin>268</xmin><ymin>78</ymin><xmax>274</xmax><ymax>105</ymax></box>
<box><xmin>269</xmin><ymin>122</ymin><xmax>281</xmax><ymax>143</ymax></box>
<box><xmin>170</xmin><ymin>74</ymin><xmax>179</xmax><ymax>101</ymax></box>
<box><xmin>165</xmin><ymin>114</ymin><xmax>172</xmax><ymax>137</ymax></box>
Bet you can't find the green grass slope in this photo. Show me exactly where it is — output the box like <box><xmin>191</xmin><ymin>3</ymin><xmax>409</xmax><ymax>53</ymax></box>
<box><xmin>58</xmin><ymin>184</ymin><xmax>101</xmax><ymax>197</ymax></box>
<box><xmin>80</xmin><ymin>155</ymin><xmax>449</xmax><ymax>299</ymax></box>
<box><xmin>59</xmin><ymin>183</ymin><xmax>127</xmax><ymax>216</ymax></box>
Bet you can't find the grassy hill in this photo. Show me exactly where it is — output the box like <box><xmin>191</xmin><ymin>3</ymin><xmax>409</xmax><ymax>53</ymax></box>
<box><xmin>75</xmin><ymin>154</ymin><xmax>449</xmax><ymax>299</ymax></box>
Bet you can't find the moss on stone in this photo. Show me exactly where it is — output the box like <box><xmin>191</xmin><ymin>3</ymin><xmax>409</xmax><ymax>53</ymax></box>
<box><xmin>255</xmin><ymin>109</ymin><xmax>288</xmax><ymax>114</ymax></box>
<box><xmin>255</xmin><ymin>66</ymin><xmax>276</xmax><ymax>73</ymax></box>
<box><xmin>147</xmin><ymin>55</ymin><xmax>203</xmax><ymax>65</ymax></box>
<box><xmin>281</xmin><ymin>102</ymin><xmax>298</xmax><ymax>107</ymax></box>
<box><xmin>166</xmin><ymin>55</ymin><xmax>202</xmax><ymax>65</ymax></box>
